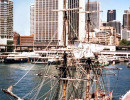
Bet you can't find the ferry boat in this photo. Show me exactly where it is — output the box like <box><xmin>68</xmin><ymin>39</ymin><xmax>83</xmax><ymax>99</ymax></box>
<box><xmin>4</xmin><ymin>53</ymin><xmax>28</xmax><ymax>63</ymax></box>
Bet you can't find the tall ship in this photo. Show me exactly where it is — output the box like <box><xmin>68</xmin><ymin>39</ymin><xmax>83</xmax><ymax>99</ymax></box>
<box><xmin>1</xmin><ymin>0</ymin><xmax>120</xmax><ymax>100</ymax></box>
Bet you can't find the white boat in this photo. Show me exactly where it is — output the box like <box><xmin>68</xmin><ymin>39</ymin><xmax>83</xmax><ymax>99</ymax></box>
<box><xmin>4</xmin><ymin>53</ymin><xmax>28</xmax><ymax>63</ymax></box>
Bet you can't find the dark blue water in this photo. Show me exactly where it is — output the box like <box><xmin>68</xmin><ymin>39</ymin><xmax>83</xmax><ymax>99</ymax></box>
<box><xmin>0</xmin><ymin>63</ymin><xmax>130</xmax><ymax>100</ymax></box>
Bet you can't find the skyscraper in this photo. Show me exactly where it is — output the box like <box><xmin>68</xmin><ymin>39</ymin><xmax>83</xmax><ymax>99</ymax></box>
<box><xmin>68</xmin><ymin>0</ymin><xmax>79</xmax><ymax>42</ymax></box>
<box><xmin>107</xmin><ymin>10</ymin><xmax>116</xmax><ymax>22</ymax></box>
<box><xmin>30</xmin><ymin>4</ymin><xmax>34</xmax><ymax>36</ymax></box>
<box><xmin>0</xmin><ymin>0</ymin><xmax>13</xmax><ymax>39</ymax></box>
<box><xmin>123</xmin><ymin>10</ymin><xmax>130</xmax><ymax>30</ymax></box>
<box><xmin>85</xmin><ymin>1</ymin><xmax>100</xmax><ymax>32</ymax></box>
<box><xmin>34</xmin><ymin>0</ymin><xmax>59</xmax><ymax>45</ymax></box>
<box><xmin>32</xmin><ymin>0</ymin><xmax>85</xmax><ymax>45</ymax></box>
<box><xmin>106</xmin><ymin>20</ymin><xmax>121</xmax><ymax>34</ymax></box>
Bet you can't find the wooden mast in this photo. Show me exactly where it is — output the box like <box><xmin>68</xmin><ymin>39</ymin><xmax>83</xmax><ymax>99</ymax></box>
<box><xmin>63</xmin><ymin>0</ymin><xmax>67</xmax><ymax>47</ymax></box>
<box><xmin>95</xmin><ymin>70</ymin><xmax>99</xmax><ymax>100</ymax></box>
<box><xmin>86</xmin><ymin>0</ymin><xmax>90</xmax><ymax>100</ymax></box>
<box><xmin>62</xmin><ymin>0</ymin><xmax>67</xmax><ymax>100</ymax></box>
<box><xmin>86</xmin><ymin>69</ymin><xmax>90</xmax><ymax>100</ymax></box>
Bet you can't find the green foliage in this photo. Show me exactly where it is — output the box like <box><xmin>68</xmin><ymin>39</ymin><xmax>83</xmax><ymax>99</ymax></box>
<box><xmin>120</xmin><ymin>39</ymin><xmax>130</xmax><ymax>46</ymax></box>
<box><xmin>7</xmin><ymin>40</ymin><xmax>13</xmax><ymax>45</ymax></box>
<box><xmin>7</xmin><ymin>40</ymin><xmax>14</xmax><ymax>52</ymax></box>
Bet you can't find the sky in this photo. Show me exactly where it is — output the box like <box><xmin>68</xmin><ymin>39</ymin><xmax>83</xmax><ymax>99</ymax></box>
<box><xmin>13</xmin><ymin>0</ymin><xmax>130</xmax><ymax>36</ymax></box>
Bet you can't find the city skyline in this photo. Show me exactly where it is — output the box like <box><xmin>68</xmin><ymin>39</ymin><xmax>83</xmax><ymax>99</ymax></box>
<box><xmin>13</xmin><ymin>0</ymin><xmax>130</xmax><ymax>35</ymax></box>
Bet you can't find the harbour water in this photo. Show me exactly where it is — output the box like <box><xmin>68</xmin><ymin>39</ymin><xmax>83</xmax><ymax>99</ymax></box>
<box><xmin>0</xmin><ymin>63</ymin><xmax>130</xmax><ymax>100</ymax></box>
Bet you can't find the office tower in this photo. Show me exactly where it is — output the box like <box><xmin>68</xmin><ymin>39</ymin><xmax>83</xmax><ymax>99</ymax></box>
<box><xmin>67</xmin><ymin>0</ymin><xmax>85</xmax><ymax>43</ymax></box>
<box><xmin>30</xmin><ymin>4</ymin><xmax>34</xmax><ymax>36</ymax></box>
<box><xmin>34</xmin><ymin>0</ymin><xmax>59</xmax><ymax>45</ymax></box>
<box><xmin>68</xmin><ymin>0</ymin><xmax>79</xmax><ymax>42</ymax></box>
<box><xmin>85</xmin><ymin>1</ymin><xmax>100</xmax><ymax>32</ymax></box>
<box><xmin>106</xmin><ymin>20</ymin><xmax>121</xmax><ymax>34</ymax></box>
<box><xmin>0</xmin><ymin>0</ymin><xmax>13</xmax><ymax>39</ymax></box>
<box><xmin>123</xmin><ymin>10</ymin><xmax>130</xmax><ymax>30</ymax></box>
<box><xmin>107</xmin><ymin>10</ymin><xmax>116</xmax><ymax>22</ymax></box>
<box><xmin>122</xmin><ymin>29</ymin><xmax>130</xmax><ymax>41</ymax></box>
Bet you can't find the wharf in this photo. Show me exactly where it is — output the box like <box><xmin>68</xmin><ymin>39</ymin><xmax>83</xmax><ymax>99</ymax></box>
<box><xmin>100</xmin><ymin>50</ymin><xmax>130</xmax><ymax>58</ymax></box>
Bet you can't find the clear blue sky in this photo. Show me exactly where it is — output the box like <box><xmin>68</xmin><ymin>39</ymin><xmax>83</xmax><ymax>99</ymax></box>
<box><xmin>13</xmin><ymin>0</ymin><xmax>130</xmax><ymax>35</ymax></box>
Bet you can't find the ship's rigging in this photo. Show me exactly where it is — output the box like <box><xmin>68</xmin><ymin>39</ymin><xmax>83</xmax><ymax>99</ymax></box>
<box><xmin>1</xmin><ymin>0</ymin><xmax>121</xmax><ymax>100</ymax></box>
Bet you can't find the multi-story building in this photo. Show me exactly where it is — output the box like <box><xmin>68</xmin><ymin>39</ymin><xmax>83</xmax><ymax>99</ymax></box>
<box><xmin>107</xmin><ymin>10</ymin><xmax>116</xmax><ymax>22</ymax></box>
<box><xmin>123</xmin><ymin>10</ymin><xmax>130</xmax><ymax>30</ymax></box>
<box><xmin>68</xmin><ymin>0</ymin><xmax>85</xmax><ymax>43</ymax></box>
<box><xmin>100</xmin><ymin>26</ymin><xmax>116</xmax><ymax>35</ymax></box>
<box><xmin>31</xmin><ymin>0</ymin><xmax>86</xmax><ymax>45</ymax></box>
<box><xmin>99</xmin><ymin>26</ymin><xmax>116</xmax><ymax>45</ymax></box>
<box><xmin>106</xmin><ymin>20</ymin><xmax>121</xmax><ymax>34</ymax></box>
<box><xmin>30</xmin><ymin>4</ymin><xmax>34</xmax><ymax>36</ymax></box>
<box><xmin>0</xmin><ymin>0</ymin><xmax>13</xmax><ymax>39</ymax></box>
<box><xmin>96</xmin><ymin>32</ymin><xmax>110</xmax><ymax>45</ymax></box>
<box><xmin>33</xmin><ymin>0</ymin><xmax>59</xmax><ymax>46</ymax></box>
<box><xmin>20</xmin><ymin>34</ymin><xmax>34</xmax><ymax>46</ymax></box>
<box><xmin>122</xmin><ymin>29</ymin><xmax>130</xmax><ymax>41</ymax></box>
<box><xmin>85</xmin><ymin>1</ymin><xmax>100</xmax><ymax>32</ymax></box>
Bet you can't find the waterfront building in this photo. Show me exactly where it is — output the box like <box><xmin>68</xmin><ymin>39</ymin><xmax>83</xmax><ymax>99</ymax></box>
<box><xmin>0</xmin><ymin>0</ymin><xmax>13</xmax><ymax>39</ymax></box>
<box><xmin>100</xmin><ymin>26</ymin><xmax>116</xmax><ymax>35</ymax></box>
<box><xmin>106</xmin><ymin>20</ymin><xmax>121</xmax><ymax>34</ymax></box>
<box><xmin>107</xmin><ymin>10</ymin><xmax>116</xmax><ymax>22</ymax></box>
<box><xmin>122</xmin><ymin>29</ymin><xmax>130</xmax><ymax>41</ymax></box>
<box><xmin>85</xmin><ymin>1</ymin><xmax>100</xmax><ymax>32</ymax></box>
<box><xmin>96</xmin><ymin>32</ymin><xmax>114</xmax><ymax>45</ymax></box>
<box><xmin>20</xmin><ymin>34</ymin><xmax>34</xmax><ymax>46</ymax></box>
<box><xmin>123</xmin><ymin>10</ymin><xmax>130</xmax><ymax>30</ymax></box>
<box><xmin>99</xmin><ymin>26</ymin><xmax>116</xmax><ymax>45</ymax></box>
<box><xmin>30</xmin><ymin>4</ymin><xmax>34</xmax><ymax>36</ymax></box>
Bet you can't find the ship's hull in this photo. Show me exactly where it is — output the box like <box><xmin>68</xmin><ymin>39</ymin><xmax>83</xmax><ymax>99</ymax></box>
<box><xmin>4</xmin><ymin>58</ymin><xmax>28</xmax><ymax>63</ymax></box>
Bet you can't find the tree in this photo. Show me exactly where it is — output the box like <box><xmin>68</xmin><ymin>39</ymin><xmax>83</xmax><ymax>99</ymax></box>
<box><xmin>7</xmin><ymin>40</ymin><xmax>14</xmax><ymax>52</ymax></box>
<box><xmin>119</xmin><ymin>39</ymin><xmax>130</xmax><ymax>46</ymax></box>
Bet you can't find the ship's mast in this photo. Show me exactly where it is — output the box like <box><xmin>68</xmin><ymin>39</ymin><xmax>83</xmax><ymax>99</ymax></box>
<box><xmin>95</xmin><ymin>69</ymin><xmax>99</xmax><ymax>100</ymax></box>
<box><xmin>62</xmin><ymin>0</ymin><xmax>67</xmax><ymax>100</ymax></box>
<box><xmin>86</xmin><ymin>0</ymin><xmax>91</xmax><ymax>99</ymax></box>
<box><xmin>63</xmin><ymin>0</ymin><xmax>67</xmax><ymax>47</ymax></box>
<box><xmin>87</xmin><ymin>0</ymin><xmax>90</xmax><ymax>42</ymax></box>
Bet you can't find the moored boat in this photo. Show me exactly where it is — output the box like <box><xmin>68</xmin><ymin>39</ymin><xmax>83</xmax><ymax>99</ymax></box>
<box><xmin>4</xmin><ymin>53</ymin><xmax>28</xmax><ymax>63</ymax></box>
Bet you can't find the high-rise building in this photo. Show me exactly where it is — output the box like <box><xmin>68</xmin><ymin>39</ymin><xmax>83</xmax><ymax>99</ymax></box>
<box><xmin>32</xmin><ymin>0</ymin><xmax>85</xmax><ymax>45</ymax></box>
<box><xmin>107</xmin><ymin>10</ymin><xmax>116</xmax><ymax>22</ymax></box>
<box><xmin>85</xmin><ymin>1</ymin><xmax>100</xmax><ymax>32</ymax></box>
<box><xmin>123</xmin><ymin>10</ymin><xmax>130</xmax><ymax>30</ymax></box>
<box><xmin>68</xmin><ymin>0</ymin><xmax>85</xmax><ymax>43</ymax></box>
<box><xmin>34</xmin><ymin>0</ymin><xmax>59</xmax><ymax>45</ymax></box>
<box><xmin>0</xmin><ymin>0</ymin><xmax>13</xmax><ymax>39</ymax></box>
<box><xmin>68</xmin><ymin>0</ymin><xmax>79</xmax><ymax>43</ymax></box>
<box><xmin>30</xmin><ymin>4</ymin><xmax>34</xmax><ymax>36</ymax></box>
<box><xmin>106</xmin><ymin>20</ymin><xmax>121</xmax><ymax>34</ymax></box>
<box><xmin>122</xmin><ymin>29</ymin><xmax>130</xmax><ymax>41</ymax></box>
